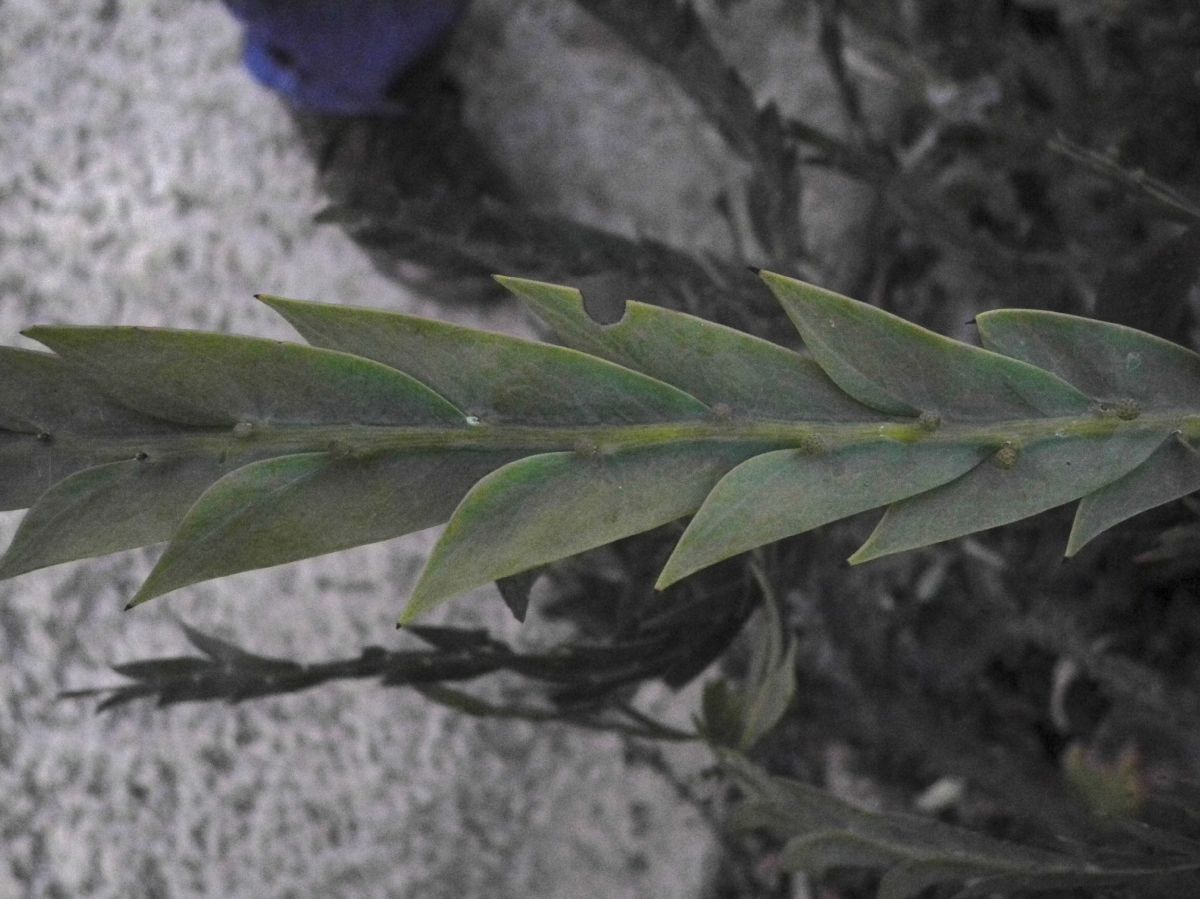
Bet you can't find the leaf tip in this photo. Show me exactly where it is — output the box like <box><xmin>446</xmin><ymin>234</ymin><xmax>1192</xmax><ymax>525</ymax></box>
<box><xmin>124</xmin><ymin>590</ymin><xmax>153</xmax><ymax>610</ymax></box>
<box><xmin>846</xmin><ymin>544</ymin><xmax>876</xmax><ymax>566</ymax></box>
<box><xmin>757</xmin><ymin>270</ymin><xmax>846</xmax><ymax>310</ymax></box>
<box><xmin>1063</xmin><ymin>533</ymin><xmax>1087</xmax><ymax>559</ymax></box>
<box><xmin>126</xmin><ymin>578</ymin><xmax>167</xmax><ymax>610</ymax></box>
<box><xmin>20</xmin><ymin>325</ymin><xmax>88</xmax><ymax>353</ymax></box>
<box><xmin>656</xmin><ymin>547</ymin><xmax>704</xmax><ymax>591</ymax></box>
<box><xmin>653</xmin><ymin>567</ymin><xmax>681</xmax><ymax>592</ymax></box>
<box><xmin>397</xmin><ymin>590</ymin><xmax>435</xmax><ymax>627</ymax></box>
<box><xmin>755</xmin><ymin>269</ymin><xmax>788</xmax><ymax>290</ymax></box>
<box><xmin>254</xmin><ymin>293</ymin><xmax>294</xmax><ymax>312</ymax></box>
<box><xmin>493</xmin><ymin>274</ymin><xmax>582</xmax><ymax>303</ymax></box>
<box><xmin>492</xmin><ymin>274</ymin><xmax>535</xmax><ymax>295</ymax></box>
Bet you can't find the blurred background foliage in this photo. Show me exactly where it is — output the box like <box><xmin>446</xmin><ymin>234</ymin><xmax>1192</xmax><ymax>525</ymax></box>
<box><xmin>86</xmin><ymin>1</ymin><xmax>1200</xmax><ymax>896</ymax></box>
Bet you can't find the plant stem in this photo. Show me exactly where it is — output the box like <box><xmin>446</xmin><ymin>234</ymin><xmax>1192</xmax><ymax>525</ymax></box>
<box><xmin>39</xmin><ymin>411</ymin><xmax>1200</xmax><ymax>463</ymax></box>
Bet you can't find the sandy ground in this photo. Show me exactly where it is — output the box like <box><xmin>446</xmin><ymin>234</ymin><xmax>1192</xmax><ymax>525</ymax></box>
<box><xmin>0</xmin><ymin>2</ymin><xmax>864</xmax><ymax>896</ymax></box>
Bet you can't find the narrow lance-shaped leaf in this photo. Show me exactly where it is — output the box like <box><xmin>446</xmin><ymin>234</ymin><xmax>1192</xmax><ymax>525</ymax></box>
<box><xmin>1067</xmin><ymin>435</ymin><xmax>1200</xmax><ymax>555</ymax></box>
<box><xmin>401</xmin><ymin>442</ymin><xmax>773</xmax><ymax>623</ymax></box>
<box><xmin>0</xmin><ymin>346</ymin><xmax>164</xmax><ymax>435</ymax></box>
<box><xmin>130</xmin><ymin>449</ymin><xmax>519</xmax><ymax>606</ymax></box>
<box><xmin>660</xmin><ymin>441</ymin><xmax>987</xmax><ymax>587</ymax></box>
<box><xmin>261</xmin><ymin>293</ymin><xmax>710</xmax><ymax>424</ymax></box>
<box><xmin>0</xmin><ymin>456</ymin><xmax>246</xmax><ymax>580</ymax></box>
<box><xmin>780</xmin><ymin>832</ymin><xmax>910</xmax><ymax>873</ymax></box>
<box><xmin>738</xmin><ymin>637</ymin><xmax>797</xmax><ymax>752</ymax></box>
<box><xmin>24</xmin><ymin>326</ymin><xmax>467</xmax><ymax>427</ymax></box>
<box><xmin>499</xmin><ymin>276</ymin><xmax>875</xmax><ymax>420</ymax></box>
<box><xmin>699</xmin><ymin>579</ymin><xmax>798</xmax><ymax>750</ymax></box>
<box><xmin>976</xmin><ymin>307</ymin><xmax>1200</xmax><ymax>407</ymax></box>
<box><xmin>853</xmin><ymin>432</ymin><xmax>1165</xmax><ymax>563</ymax></box>
<box><xmin>761</xmin><ymin>272</ymin><xmax>1092</xmax><ymax>419</ymax></box>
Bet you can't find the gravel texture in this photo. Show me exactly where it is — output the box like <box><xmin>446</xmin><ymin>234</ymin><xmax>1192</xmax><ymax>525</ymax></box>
<box><xmin>1</xmin><ymin>2</ymin><xmax>860</xmax><ymax>896</ymax></box>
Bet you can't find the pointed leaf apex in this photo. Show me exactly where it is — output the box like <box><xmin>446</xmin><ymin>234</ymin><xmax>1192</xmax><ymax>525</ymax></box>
<box><xmin>255</xmin><ymin>294</ymin><xmax>308</xmax><ymax>324</ymax></box>
<box><xmin>493</xmin><ymin>274</ymin><xmax>569</xmax><ymax>290</ymax></box>
<box><xmin>20</xmin><ymin>325</ymin><xmax>60</xmax><ymax>344</ymax></box>
<box><xmin>761</xmin><ymin>270</ymin><xmax>1090</xmax><ymax>420</ymax></box>
<box><xmin>255</xmin><ymin>294</ymin><xmax>309</xmax><ymax>313</ymax></box>
<box><xmin>127</xmin><ymin>557</ymin><xmax>189</xmax><ymax>607</ymax></box>
<box><xmin>398</xmin><ymin>589</ymin><xmax>437</xmax><ymax>626</ymax></box>
<box><xmin>757</xmin><ymin>269</ymin><xmax>802</xmax><ymax>288</ymax></box>
<box><xmin>1064</xmin><ymin>507</ymin><xmax>1096</xmax><ymax>557</ymax></box>
<box><xmin>757</xmin><ymin>270</ymin><xmax>835</xmax><ymax>304</ymax></box>
<box><xmin>846</xmin><ymin>543</ymin><xmax>881</xmax><ymax>566</ymax></box>
<box><xmin>493</xmin><ymin>274</ymin><xmax>535</xmax><ymax>290</ymax></box>
<box><xmin>125</xmin><ymin>585</ymin><xmax>160</xmax><ymax>609</ymax></box>
<box><xmin>653</xmin><ymin>565</ymin><xmax>685</xmax><ymax>592</ymax></box>
<box><xmin>495</xmin><ymin>275</ymin><xmax>583</xmax><ymax>305</ymax></box>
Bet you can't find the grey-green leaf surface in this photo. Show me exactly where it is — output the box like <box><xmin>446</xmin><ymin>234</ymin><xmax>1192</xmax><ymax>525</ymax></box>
<box><xmin>499</xmin><ymin>276</ymin><xmax>874</xmax><ymax>420</ymax></box>
<box><xmin>762</xmin><ymin>272</ymin><xmax>1092</xmax><ymax>419</ymax></box>
<box><xmin>262</xmin><ymin>294</ymin><xmax>710</xmax><ymax>424</ymax></box>
<box><xmin>699</xmin><ymin>680</ymin><xmax>744</xmax><ymax>747</ymax></box>
<box><xmin>0</xmin><ymin>347</ymin><xmax>179</xmax><ymax>510</ymax></box>
<box><xmin>853</xmin><ymin>431</ymin><xmax>1165</xmax><ymax>562</ymax></box>
<box><xmin>402</xmin><ymin>442</ymin><xmax>769</xmax><ymax>623</ymax></box>
<box><xmin>0</xmin><ymin>434</ymin><xmax>144</xmax><ymax>511</ymax></box>
<box><xmin>24</xmin><ymin>327</ymin><xmax>466</xmax><ymax>428</ymax></box>
<box><xmin>977</xmin><ymin>308</ymin><xmax>1200</xmax><ymax>406</ymax></box>
<box><xmin>1068</xmin><ymin>435</ymin><xmax>1200</xmax><ymax>555</ymax></box>
<box><xmin>781</xmin><ymin>836</ymin><xmax>1053</xmax><ymax>896</ymax></box>
<box><xmin>878</xmin><ymin>859</ymin><xmax>1039</xmax><ymax>899</ymax></box>
<box><xmin>0</xmin><ymin>347</ymin><xmax>167</xmax><ymax>435</ymax></box>
<box><xmin>0</xmin><ymin>454</ymin><xmax>248</xmax><ymax>579</ymax></box>
<box><xmin>659</xmin><ymin>442</ymin><xmax>987</xmax><ymax>587</ymax></box>
<box><xmin>715</xmin><ymin>587</ymin><xmax>797</xmax><ymax>750</ymax></box>
<box><xmin>738</xmin><ymin>640</ymin><xmax>796</xmax><ymax>751</ymax></box>
<box><xmin>780</xmin><ymin>832</ymin><xmax>907</xmax><ymax>873</ymax></box>
<box><xmin>131</xmin><ymin>449</ymin><xmax>517</xmax><ymax>605</ymax></box>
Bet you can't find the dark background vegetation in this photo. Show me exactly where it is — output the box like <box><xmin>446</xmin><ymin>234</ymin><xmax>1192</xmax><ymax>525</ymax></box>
<box><xmin>96</xmin><ymin>2</ymin><xmax>1200</xmax><ymax>896</ymax></box>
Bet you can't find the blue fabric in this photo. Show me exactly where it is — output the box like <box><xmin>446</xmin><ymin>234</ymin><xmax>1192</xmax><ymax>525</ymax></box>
<box><xmin>223</xmin><ymin>0</ymin><xmax>467</xmax><ymax>115</ymax></box>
